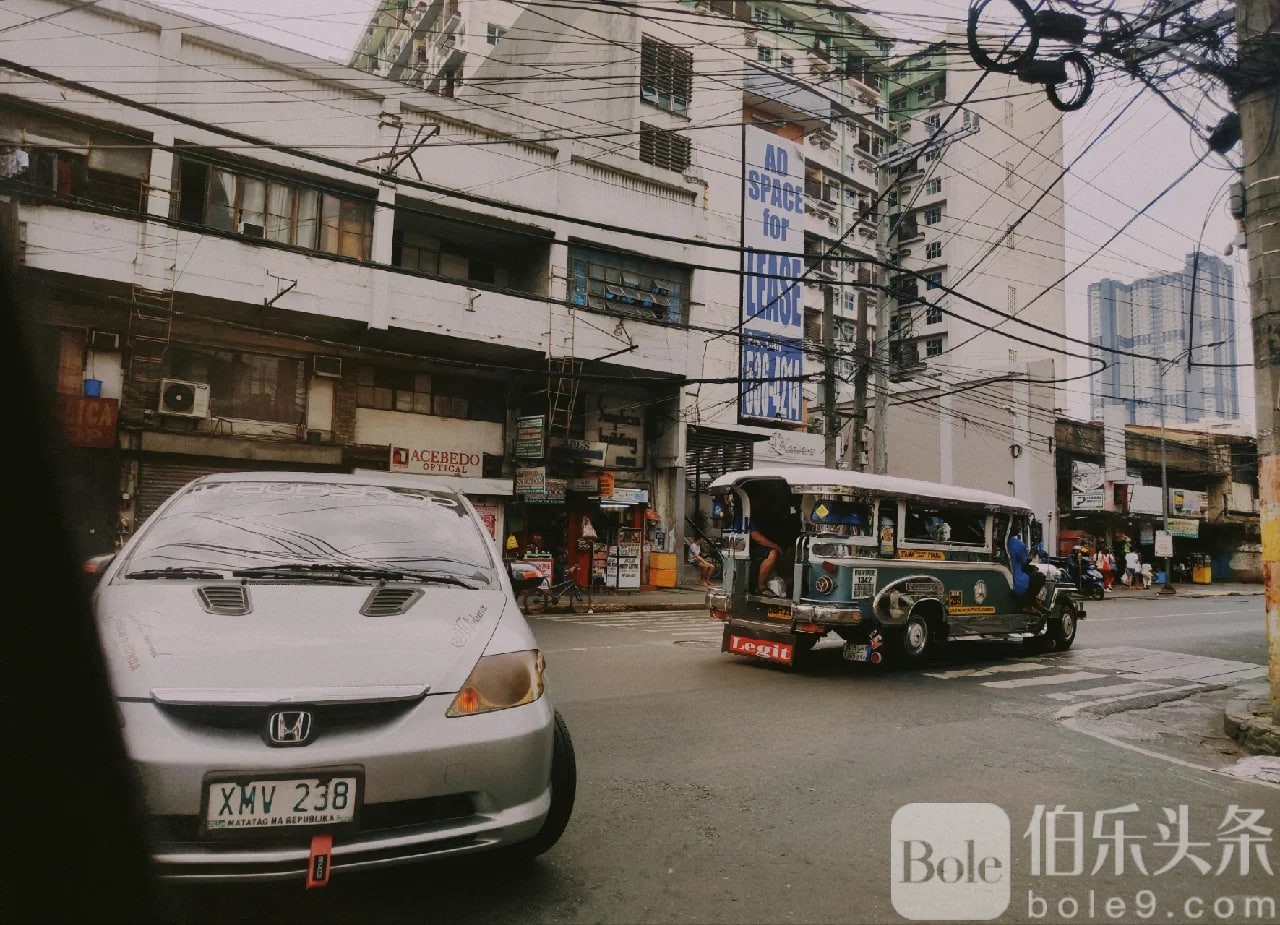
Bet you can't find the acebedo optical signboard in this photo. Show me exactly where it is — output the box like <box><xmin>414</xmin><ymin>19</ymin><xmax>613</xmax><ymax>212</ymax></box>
<box><xmin>740</xmin><ymin>125</ymin><xmax>805</xmax><ymax>424</ymax></box>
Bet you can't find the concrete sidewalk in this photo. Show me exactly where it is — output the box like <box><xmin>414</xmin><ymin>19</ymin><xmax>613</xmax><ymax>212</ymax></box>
<box><xmin>1223</xmin><ymin>682</ymin><xmax>1280</xmax><ymax>757</ymax></box>
<box><xmin>1090</xmin><ymin>581</ymin><xmax>1263</xmax><ymax>601</ymax></box>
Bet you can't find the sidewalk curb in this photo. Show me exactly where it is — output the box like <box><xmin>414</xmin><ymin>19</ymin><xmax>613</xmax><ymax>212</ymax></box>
<box><xmin>1090</xmin><ymin>589</ymin><xmax>1264</xmax><ymax>602</ymax></box>
<box><xmin>529</xmin><ymin>601</ymin><xmax>707</xmax><ymax>616</ymax></box>
<box><xmin>1223</xmin><ymin>684</ymin><xmax>1280</xmax><ymax>756</ymax></box>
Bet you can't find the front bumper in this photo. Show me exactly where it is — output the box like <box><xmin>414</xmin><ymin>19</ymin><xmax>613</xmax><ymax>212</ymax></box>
<box><xmin>122</xmin><ymin>695</ymin><xmax>555</xmax><ymax>881</ymax></box>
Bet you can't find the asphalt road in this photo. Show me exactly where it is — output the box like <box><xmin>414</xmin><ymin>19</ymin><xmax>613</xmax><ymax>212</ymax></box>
<box><xmin>165</xmin><ymin>595</ymin><xmax>1278</xmax><ymax>924</ymax></box>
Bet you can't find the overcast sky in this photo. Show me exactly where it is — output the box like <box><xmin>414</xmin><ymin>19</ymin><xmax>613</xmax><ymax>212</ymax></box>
<box><xmin>147</xmin><ymin>0</ymin><xmax>1255</xmax><ymax>427</ymax></box>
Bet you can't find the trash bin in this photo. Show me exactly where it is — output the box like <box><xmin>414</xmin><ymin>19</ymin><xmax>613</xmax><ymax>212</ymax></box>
<box><xmin>1191</xmin><ymin>554</ymin><xmax>1212</xmax><ymax>585</ymax></box>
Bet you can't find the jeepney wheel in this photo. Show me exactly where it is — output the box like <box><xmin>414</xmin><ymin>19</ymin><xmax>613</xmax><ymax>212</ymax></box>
<box><xmin>898</xmin><ymin>613</ymin><xmax>932</xmax><ymax>668</ymax></box>
<box><xmin>1047</xmin><ymin>602</ymin><xmax>1078</xmax><ymax>651</ymax></box>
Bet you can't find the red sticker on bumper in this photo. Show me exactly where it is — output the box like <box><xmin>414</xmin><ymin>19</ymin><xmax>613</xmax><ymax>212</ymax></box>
<box><xmin>728</xmin><ymin>634</ymin><xmax>794</xmax><ymax>664</ymax></box>
<box><xmin>306</xmin><ymin>834</ymin><xmax>332</xmax><ymax>889</ymax></box>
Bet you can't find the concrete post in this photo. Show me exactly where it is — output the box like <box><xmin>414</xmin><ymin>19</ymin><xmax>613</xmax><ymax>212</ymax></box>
<box><xmin>1234</xmin><ymin>0</ymin><xmax>1280</xmax><ymax>722</ymax></box>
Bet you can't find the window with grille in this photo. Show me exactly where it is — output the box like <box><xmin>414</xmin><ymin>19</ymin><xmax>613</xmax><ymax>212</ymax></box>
<box><xmin>926</xmin><ymin>338</ymin><xmax>942</xmax><ymax>357</ymax></box>
<box><xmin>639</xmin><ymin>123</ymin><xmax>692</xmax><ymax>173</ymax></box>
<box><xmin>925</xmin><ymin>177</ymin><xmax>942</xmax><ymax>195</ymax></box>
<box><xmin>780</xmin><ymin>16</ymin><xmax>794</xmax><ymax>30</ymax></box>
<box><xmin>925</xmin><ymin>113</ymin><xmax>941</xmax><ymax>131</ymax></box>
<box><xmin>926</xmin><ymin>305</ymin><xmax>942</xmax><ymax>324</ymax></box>
<box><xmin>568</xmin><ymin>244</ymin><xmax>691</xmax><ymax>325</ymax></box>
<box><xmin>640</xmin><ymin>36</ymin><xmax>693</xmax><ymax>114</ymax></box>
<box><xmin>780</xmin><ymin>54</ymin><xmax>794</xmax><ymax>72</ymax></box>
<box><xmin>757</xmin><ymin>46</ymin><xmax>772</xmax><ymax>64</ymax></box>
<box><xmin>486</xmin><ymin>24</ymin><xmax>506</xmax><ymax>44</ymax></box>
<box><xmin>926</xmin><ymin>241</ymin><xmax>942</xmax><ymax>259</ymax></box>
<box><xmin>924</xmin><ymin>207</ymin><xmax>941</xmax><ymax>225</ymax></box>
<box><xmin>752</xmin><ymin>6</ymin><xmax>769</xmax><ymax>24</ymax></box>
<box><xmin>925</xmin><ymin>271</ymin><xmax>943</xmax><ymax>291</ymax></box>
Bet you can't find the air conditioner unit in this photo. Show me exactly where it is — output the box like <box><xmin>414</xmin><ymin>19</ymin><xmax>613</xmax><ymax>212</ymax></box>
<box><xmin>158</xmin><ymin>378</ymin><xmax>210</xmax><ymax>419</ymax></box>
<box><xmin>88</xmin><ymin>329</ymin><xmax>120</xmax><ymax>351</ymax></box>
<box><xmin>313</xmin><ymin>355</ymin><xmax>343</xmax><ymax>378</ymax></box>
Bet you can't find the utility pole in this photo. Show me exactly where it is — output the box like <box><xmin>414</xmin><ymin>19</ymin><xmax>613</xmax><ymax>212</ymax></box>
<box><xmin>872</xmin><ymin>176</ymin><xmax>894</xmax><ymax>475</ymax></box>
<box><xmin>822</xmin><ymin>284</ymin><xmax>838</xmax><ymax>467</ymax></box>
<box><xmin>851</xmin><ymin>283</ymin><xmax>870</xmax><ymax>471</ymax></box>
<box><xmin>1235</xmin><ymin>0</ymin><xmax>1280</xmax><ymax>723</ymax></box>
<box><xmin>868</xmin><ymin>113</ymin><xmax>981</xmax><ymax>474</ymax></box>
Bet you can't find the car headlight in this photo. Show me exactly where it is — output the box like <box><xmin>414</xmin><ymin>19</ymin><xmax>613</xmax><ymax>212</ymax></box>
<box><xmin>446</xmin><ymin>649</ymin><xmax>545</xmax><ymax>717</ymax></box>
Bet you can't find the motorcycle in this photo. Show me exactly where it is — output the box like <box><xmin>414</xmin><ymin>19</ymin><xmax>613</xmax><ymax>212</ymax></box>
<box><xmin>1048</xmin><ymin>555</ymin><xmax>1105</xmax><ymax>600</ymax></box>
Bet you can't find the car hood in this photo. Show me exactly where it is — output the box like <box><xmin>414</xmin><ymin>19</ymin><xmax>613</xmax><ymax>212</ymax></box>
<box><xmin>96</xmin><ymin>584</ymin><xmax>511</xmax><ymax>703</ymax></box>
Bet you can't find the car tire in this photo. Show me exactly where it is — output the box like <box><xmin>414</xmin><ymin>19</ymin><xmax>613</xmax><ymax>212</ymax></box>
<box><xmin>1047</xmin><ymin>602</ymin><xmax>1078</xmax><ymax>651</ymax></box>
<box><xmin>502</xmin><ymin>710</ymin><xmax>577</xmax><ymax>861</ymax></box>
<box><xmin>522</xmin><ymin>590</ymin><xmax>549</xmax><ymax>615</ymax></box>
<box><xmin>897</xmin><ymin>613</ymin><xmax>932</xmax><ymax>668</ymax></box>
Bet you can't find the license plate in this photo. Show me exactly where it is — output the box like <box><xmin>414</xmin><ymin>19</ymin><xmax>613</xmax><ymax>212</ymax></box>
<box><xmin>204</xmin><ymin>775</ymin><xmax>359</xmax><ymax>831</ymax></box>
<box><xmin>843</xmin><ymin>643</ymin><xmax>871</xmax><ymax>662</ymax></box>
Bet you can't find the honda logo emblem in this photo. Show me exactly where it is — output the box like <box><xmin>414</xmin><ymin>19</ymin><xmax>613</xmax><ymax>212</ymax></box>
<box><xmin>267</xmin><ymin>710</ymin><xmax>313</xmax><ymax>746</ymax></box>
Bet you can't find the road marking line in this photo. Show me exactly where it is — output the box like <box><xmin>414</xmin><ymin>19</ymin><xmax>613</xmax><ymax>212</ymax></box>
<box><xmin>983</xmin><ymin>671</ymin><xmax>1107</xmax><ymax>689</ymax></box>
<box><xmin>1046</xmin><ymin>681</ymin><xmax>1169</xmax><ymax>701</ymax></box>
<box><xmin>924</xmin><ymin>663</ymin><xmax>1051</xmax><ymax>680</ymax></box>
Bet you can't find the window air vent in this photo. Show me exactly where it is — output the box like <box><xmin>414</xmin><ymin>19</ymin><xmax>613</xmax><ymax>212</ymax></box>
<box><xmin>361</xmin><ymin>587</ymin><xmax>424</xmax><ymax>617</ymax></box>
<box><xmin>196</xmin><ymin>585</ymin><xmax>251</xmax><ymax>616</ymax></box>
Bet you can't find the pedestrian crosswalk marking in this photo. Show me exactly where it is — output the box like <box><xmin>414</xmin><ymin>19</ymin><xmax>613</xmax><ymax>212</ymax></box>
<box><xmin>924</xmin><ymin>663</ymin><xmax>1052</xmax><ymax>680</ymax></box>
<box><xmin>1046</xmin><ymin>681</ymin><xmax>1168</xmax><ymax>701</ymax></box>
<box><xmin>983</xmin><ymin>671</ymin><xmax>1107</xmax><ymax>689</ymax></box>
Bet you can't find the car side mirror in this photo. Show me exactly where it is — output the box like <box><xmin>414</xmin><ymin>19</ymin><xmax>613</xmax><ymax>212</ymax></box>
<box><xmin>82</xmin><ymin>553</ymin><xmax>115</xmax><ymax>588</ymax></box>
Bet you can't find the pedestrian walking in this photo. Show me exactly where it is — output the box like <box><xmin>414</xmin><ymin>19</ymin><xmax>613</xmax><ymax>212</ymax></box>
<box><xmin>1105</xmin><ymin>550</ymin><xmax>1117</xmax><ymax>591</ymax></box>
<box><xmin>1124</xmin><ymin>548</ymin><xmax>1140</xmax><ymax>588</ymax></box>
<box><xmin>1140</xmin><ymin>561</ymin><xmax>1153</xmax><ymax>590</ymax></box>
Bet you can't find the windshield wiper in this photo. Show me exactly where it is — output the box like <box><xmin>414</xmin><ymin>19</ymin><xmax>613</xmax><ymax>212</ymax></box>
<box><xmin>125</xmin><ymin>567</ymin><xmax>228</xmax><ymax>580</ymax></box>
<box><xmin>233</xmin><ymin>563</ymin><xmax>485</xmax><ymax>588</ymax></box>
<box><xmin>232</xmin><ymin>563</ymin><xmax>370</xmax><ymax>584</ymax></box>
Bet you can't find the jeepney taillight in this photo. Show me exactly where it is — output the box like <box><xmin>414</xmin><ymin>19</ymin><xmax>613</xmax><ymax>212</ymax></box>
<box><xmin>710</xmin><ymin>609</ymin><xmax>728</xmax><ymax>621</ymax></box>
<box><xmin>796</xmin><ymin>622</ymin><xmax>823</xmax><ymax>634</ymax></box>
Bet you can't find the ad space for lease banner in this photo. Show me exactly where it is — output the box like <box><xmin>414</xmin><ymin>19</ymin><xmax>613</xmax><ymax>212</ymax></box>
<box><xmin>740</xmin><ymin>125</ymin><xmax>805</xmax><ymax>424</ymax></box>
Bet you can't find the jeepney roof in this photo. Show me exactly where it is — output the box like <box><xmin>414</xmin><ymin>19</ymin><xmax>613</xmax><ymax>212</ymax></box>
<box><xmin>708</xmin><ymin>467</ymin><xmax>1035</xmax><ymax>513</ymax></box>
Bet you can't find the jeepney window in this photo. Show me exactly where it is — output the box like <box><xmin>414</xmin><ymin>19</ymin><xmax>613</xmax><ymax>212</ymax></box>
<box><xmin>808</xmin><ymin>498</ymin><xmax>875</xmax><ymax>539</ymax></box>
<box><xmin>903</xmin><ymin>503</ymin><xmax>987</xmax><ymax>546</ymax></box>
<box><xmin>992</xmin><ymin>512</ymin><xmax>1010</xmax><ymax>564</ymax></box>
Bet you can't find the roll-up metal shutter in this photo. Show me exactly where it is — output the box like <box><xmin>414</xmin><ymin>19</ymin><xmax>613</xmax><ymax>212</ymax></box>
<box><xmin>137</xmin><ymin>463</ymin><xmax>240</xmax><ymax>524</ymax></box>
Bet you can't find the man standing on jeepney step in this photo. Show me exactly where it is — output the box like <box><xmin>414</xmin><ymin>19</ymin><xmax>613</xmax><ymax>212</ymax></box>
<box><xmin>1008</xmin><ymin>517</ymin><xmax>1048</xmax><ymax>615</ymax></box>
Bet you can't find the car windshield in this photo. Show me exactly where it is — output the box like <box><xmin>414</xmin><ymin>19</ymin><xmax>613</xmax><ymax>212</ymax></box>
<box><xmin>121</xmin><ymin>481</ymin><xmax>495</xmax><ymax>585</ymax></box>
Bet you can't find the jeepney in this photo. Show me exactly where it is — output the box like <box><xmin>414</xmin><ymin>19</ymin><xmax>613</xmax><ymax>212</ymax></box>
<box><xmin>704</xmin><ymin>468</ymin><xmax>1085</xmax><ymax>668</ymax></box>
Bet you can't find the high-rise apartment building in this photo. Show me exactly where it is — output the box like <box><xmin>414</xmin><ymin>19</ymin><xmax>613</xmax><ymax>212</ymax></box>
<box><xmin>1088</xmin><ymin>252</ymin><xmax>1239</xmax><ymax>427</ymax></box>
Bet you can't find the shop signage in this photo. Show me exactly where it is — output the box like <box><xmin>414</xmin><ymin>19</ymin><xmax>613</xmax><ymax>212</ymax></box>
<box><xmin>567</xmin><ymin>476</ymin><xmax>598</xmax><ymax>492</ymax></box>
<box><xmin>755</xmin><ymin>429</ymin><xmax>825</xmax><ymax>468</ymax></box>
<box><xmin>515</xmin><ymin>416</ymin><xmax>545</xmax><ymax>459</ymax></box>
<box><xmin>584</xmin><ymin>395</ymin><xmax>645</xmax><ymax>469</ymax></box>
<box><xmin>562</xmin><ymin>438</ymin><xmax>607</xmax><ymax>463</ymax></box>
<box><xmin>1169</xmin><ymin>489</ymin><xmax>1205</xmax><ymax>516</ymax></box>
<box><xmin>739</xmin><ymin>125</ymin><xmax>805</xmax><ymax>424</ymax></box>
<box><xmin>390</xmin><ymin>445</ymin><xmax>484</xmax><ymax>476</ymax></box>
<box><xmin>514</xmin><ymin>466</ymin><xmax>546</xmax><ymax>495</ymax></box>
<box><xmin>1140</xmin><ymin>523</ymin><xmax>1155</xmax><ymax>545</ymax></box>
<box><xmin>56</xmin><ymin>394</ymin><xmax>118</xmax><ymax>448</ymax></box>
<box><xmin>598</xmin><ymin>471</ymin><xmax>616</xmax><ymax>498</ymax></box>
<box><xmin>1154</xmin><ymin>530</ymin><xmax>1173</xmax><ymax>557</ymax></box>
<box><xmin>1168</xmin><ymin>517</ymin><xmax>1199</xmax><ymax>538</ymax></box>
<box><xmin>525</xmin><ymin>478</ymin><xmax>566</xmax><ymax>505</ymax></box>
<box><xmin>1129</xmin><ymin>485</ymin><xmax>1164</xmax><ymax>516</ymax></box>
<box><xmin>472</xmin><ymin>502</ymin><xmax>500</xmax><ymax>540</ymax></box>
<box><xmin>1071</xmin><ymin>460</ymin><xmax>1104</xmax><ymax>493</ymax></box>
<box><xmin>610</xmin><ymin>487</ymin><xmax>649</xmax><ymax>505</ymax></box>
<box><xmin>1071</xmin><ymin>489</ymin><xmax>1105</xmax><ymax>511</ymax></box>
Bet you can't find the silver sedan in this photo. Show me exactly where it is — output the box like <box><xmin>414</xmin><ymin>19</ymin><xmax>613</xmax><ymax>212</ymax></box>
<box><xmin>93</xmin><ymin>471</ymin><xmax>575</xmax><ymax>883</ymax></box>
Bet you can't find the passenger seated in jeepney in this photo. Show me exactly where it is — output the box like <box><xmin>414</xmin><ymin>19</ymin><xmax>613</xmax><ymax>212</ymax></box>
<box><xmin>1008</xmin><ymin>516</ymin><xmax>1048</xmax><ymax>615</ymax></box>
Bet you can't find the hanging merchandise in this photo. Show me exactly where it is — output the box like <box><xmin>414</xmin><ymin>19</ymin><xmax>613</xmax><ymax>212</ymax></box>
<box><xmin>580</xmin><ymin>516</ymin><xmax>598</xmax><ymax>541</ymax></box>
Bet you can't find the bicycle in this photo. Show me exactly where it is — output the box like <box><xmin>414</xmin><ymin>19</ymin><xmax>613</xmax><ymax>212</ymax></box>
<box><xmin>521</xmin><ymin>565</ymin><xmax>589</xmax><ymax>615</ymax></box>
